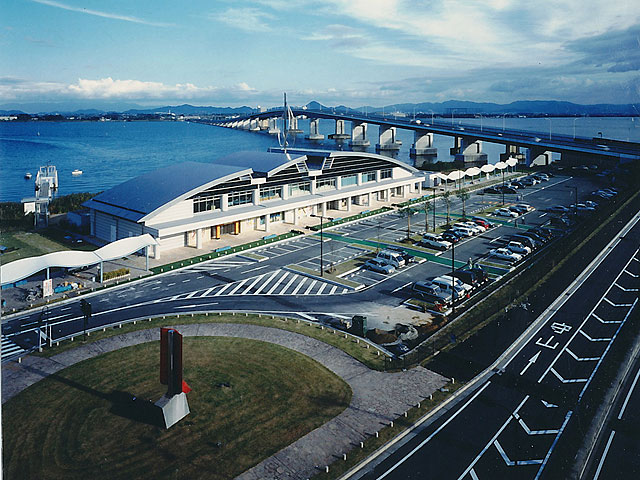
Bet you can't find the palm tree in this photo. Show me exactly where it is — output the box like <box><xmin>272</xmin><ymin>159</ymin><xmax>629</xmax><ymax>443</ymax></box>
<box><xmin>399</xmin><ymin>206</ymin><xmax>418</xmax><ymax>241</ymax></box>
<box><xmin>456</xmin><ymin>188</ymin><xmax>470</xmax><ymax>219</ymax></box>
<box><xmin>442</xmin><ymin>190</ymin><xmax>452</xmax><ymax>226</ymax></box>
<box><xmin>423</xmin><ymin>200</ymin><xmax>432</xmax><ymax>233</ymax></box>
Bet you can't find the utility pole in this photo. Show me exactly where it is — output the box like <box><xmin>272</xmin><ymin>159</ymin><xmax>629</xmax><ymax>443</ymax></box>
<box><xmin>432</xmin><ymin>187</ymin><xmax>437</xmax><ymax>232</ymax></box>
<box><xmin>451</xmin><ymin>237</ymin><xmax>456</xmax><ymax>315</ymax></box>
<box><xmin>311</xmin><ymin>214</ymin><xmax>332</xmax><ymax>276</ymax></box>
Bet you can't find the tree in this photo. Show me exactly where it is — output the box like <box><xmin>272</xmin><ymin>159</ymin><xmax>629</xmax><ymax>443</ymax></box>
<box><xmin>456</xmin><ymin>188</ymin><xmax>470</xmax><ymax>219</ymax></box>
<box><xmin>423</xmin><ymin>200</ymin><xmax>433</xmax><ymax>233</ymax></box>
<box><xmin>399</xmin><ymin>206</ymin><xmax>418</xmax><ymax>241</ymax></box>
<box><xmin>442</xmin><ymin>190</ymin><xmax>452</xmax><ymax>225</ymax></box>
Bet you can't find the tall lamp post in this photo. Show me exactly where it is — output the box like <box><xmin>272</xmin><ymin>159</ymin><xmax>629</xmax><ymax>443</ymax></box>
<box><xmin>432</xmin><ymin>187</ymin><xmax>437</xmax><ymax>232</ymax></box>
<box><xmin>311</xmin><ymin>214</ymin><xmax>333</xmax><ymax>276</ymax></box>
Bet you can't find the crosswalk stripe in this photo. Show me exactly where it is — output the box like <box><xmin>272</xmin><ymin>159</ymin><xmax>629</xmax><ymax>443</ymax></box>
<box><xmin>304</xmin><ymin>279</ymin><xmax>318</xmax><ymax>295</ymax></box>
<box><xmin>316</xmin><ymin>283</ymin><xmax>327</xmax><ymax>295</ymax></box>
<box><xmin>291</xmin><ymin>277</ymin><xmax>307</xmax><ymax>295</ymax></box>
<box><xmin>342</xmin><ymin>288</ymin><xmax>349</xmax><ymax>294</ymax></box>
<box><xmin>212</xmin><ymin>283</ymin><xmax>232</xmax><ymax>296</ymax></box>
<box><xmin>266</xmin><ymin>272</ymin><xmax>289</xmax><ymax>294</ymax></box>
<box><xmin>241</xmin><ymin>274</ymin><xmax>266</xmax><ymax>295</ymax></box>
<box><xmin>227</xmin><ymin>278</ymin><xmax>249</xmax><ymax>295</ymax></box>
<box><xmin>254</xmin><ymin>271</ymin><xmax>281</xmax><ymax>295</ymax></box>
<box><xmin>278</xmin><ymin>274</ymin><xmax>299</xmax><ymax>294</ymax></box>
<box><xmin>200</xmin><ymin>286</ymin><xmax>216</xmax><ymax>297</ymax></box>
<box><xmin>330</xmin><ymin>285</ymin><xmax>338</xmax><ymax>294</ymax></box>
<box><xmin>2</xmin><ymin>336</ymin><xmax>26</xmax><ymax>359</ymax></box>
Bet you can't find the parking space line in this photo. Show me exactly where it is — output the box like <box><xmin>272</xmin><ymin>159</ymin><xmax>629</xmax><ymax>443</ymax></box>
<box><xmin>592</xmin><ymin>313</ymin><xmax>621</xmax><ymax>324</ymax></box>
<box><xmin>603</xmin><ymin>297</ymin><xmax>634</xmax><ymax>307</ymax></box>
<box><xmin>623</xmin><ymin>270</ymin><xmax>638</xmax><ymax>278</ymax></box>
<box><xmin>593</xmin><ymin>430</ymin><xmax>616</xmax><ymax>480</ymax></box>
<box><xmin>613</xmin><ymin>283</ymin><xmax>638</xmax><ymax>292</ymax></box>
<box><xmin>579</xmin><ymin>330</ymin><xmax>612</xmax><ymax>342</ymax></box>
<box><xmin>550</xmin><ymin>368</ymin><xmax>587</xmax><ymax>383</ymax></box>
<box><xmin>566</xmin><ymin>348</ymin><xmax>600</xmax><ymax>362</ymax></box>
<box><xmin>291</xmin><ymin>278</ymin><xmax>307</xmax><ymax>295</ymax></box>
<box><xmin>391</xmin><ymin>282</ymin><xmax>411</xmax><ymax>294</ymax></box>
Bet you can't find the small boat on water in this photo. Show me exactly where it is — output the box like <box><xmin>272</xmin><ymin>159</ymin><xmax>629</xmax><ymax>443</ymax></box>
<box><xmin>71</xmin><ymin>169</ymin><xmax>83</xmax><ymax>176</ymax></box>
<box><xmin>24</xmin><ymin>172</ymin><xmax>32</xmax><ymax>179</ymax></box>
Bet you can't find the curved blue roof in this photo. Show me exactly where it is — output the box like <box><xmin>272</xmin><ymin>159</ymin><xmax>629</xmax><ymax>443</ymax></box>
<box><xmin>84</xmin><ymin>161</ymin><xmax>249</xmax><ymax>220</ymax></box>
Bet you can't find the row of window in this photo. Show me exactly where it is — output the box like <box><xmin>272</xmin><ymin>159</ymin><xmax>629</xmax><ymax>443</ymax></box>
<box><xmin>194</xmin><ymin>169</ymin><xmax>395</xmax><ymax>213</ymax></box>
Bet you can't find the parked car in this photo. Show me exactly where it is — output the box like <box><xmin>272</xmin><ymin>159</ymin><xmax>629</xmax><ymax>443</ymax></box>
<box><xmin>570</xmin><ymin>203</ymin><xmax>595</xmax><ymax>212</ymax></box>
<box><xmin>511</xmin><ymin>234</ymin><xmax>538</xmax><ymax>250</ymax></box>
<box><xmin>419</xmin><ymin>233</ymin><xmax>452</xmax><ymax>251</ymax></box>
<box><xmin>412</xmin><ymin>281</ymin><xmax>452</xmax><ymax>305</ymax></box>
<box><xmin>441</xmin><ymin>231</ymin><xmax>462</xmax><ymax>243</ymax></box>
<box><xmin>533</xmin><ymin>173</ymin><xmax>549</xmax><ymax>181</ymax></box>
<box><xmin>515</xmin><ymin>203</ymin><xmax>535</xmax><ymax>212</ymax></box>
<box><xmin>483</xmin><ymin>186</ymin><xmax>500</xmax><ymax>194</ymax></box>
<box><xmin>454</xmin><ymin>223</ymin><xmax>482</xmax><ymax>235</ymax></box>
<box><xmin>522</xmin><ymin>177</ymin><xmax>539</xmax><ymax>186</ymax></box>
<box><xmin>506</xmin><ymin>241</ymin><xmax>531</xmax><ymax>255</ymax></box>
<box><xmin>489</xmin><ymin>248</ymin><xmax>522</xmax><ymax>262</ymax></box>
<box><xmin>386</xmin><ymin>246</ymin><xmax>415</xmax><ymax>263</ymax></box>
<box><xmin>471</xmin><ymin>217</ymin><xmax>494</xmax><ymax>229</ymax></box>
<box><xmin>436</xmin><ymin>274</ymin><xmax>473</xmax><ymax>294</ymax></box>
<box><xmin>547</xmin><ymin>205</ymin><xmax>570</xmax><ymax>214</ymax></box>
<box><xmin>449</xmin><ymin>226</ymin><xmax>474</xmax><ymax>238</ymax></box>
<box><xmin>363</xmin><ymin>258</ymin><xmax>395</xmax><ymax>274</ymax></box>
<box><xmin>584</xmin><ymin>200</ymin><xmax>599</xmax><ymax>208</ymax></box>
<box><xmin>428</xmin><ymin>277</ymin><xmax>469</xmax><ymax>301</ymax></box>
<box><xmin>498</xmin><ymin>186</ymin><xmax>518</xmax><ymax>194</ymax></box>
<box><xmin>511</xmin><ymin>181</ymin><xmax>525</xmax><ymax>189</ymax></box>
<box><xmin>520</xmin><ymin>230</ymin><xmax>548</xmax><ymax>244</ymax></box>
<box><xmin>531</xmin><ymin>227</ymin><xmax>554</xmax><ymax>240</ymax></box>
<box><xmin>461</xmin><ymin>221</ymin><xmax>486</xmax><ymax>232</ymax></box>
<box><xmin>375</xmin><ymin>249</ymin><xmax>406</xmax><ymax>268</ymax></box>
<box><xmin>452</xmin><ymin>267</ymin><xmax>490</xmax><ymax>289</ymax></box>
<box><xmin>509</xmin><ymin>205</ymin><xmax>528</xmax><ymax>215</ymax></box>
<box><xmin>494</xmin><ymin>208</ymin><xmax>518</xmax><ymax>218</ymax></box>
<box><xmin>601</xmin><ymin>188</ymin><xmax>618</xmax><ymax>196</ymax></box>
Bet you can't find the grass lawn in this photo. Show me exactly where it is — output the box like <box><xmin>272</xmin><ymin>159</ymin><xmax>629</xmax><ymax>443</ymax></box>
<box><xmin>0</xmin><ymin>229</ymin><xmax>94</xmax><ymax>265</ymax></box>
<box><xmin>3</xmin><ymin>337</ymin><xmax>352</xmax><ymax>480</ymax></box>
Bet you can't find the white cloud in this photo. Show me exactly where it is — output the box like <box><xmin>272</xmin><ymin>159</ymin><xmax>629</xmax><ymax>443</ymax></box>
<box><xmin>214</xmin><ymin>7</ymin><xmax>274</xmax><ymax>32</ymax></box>
<box><xmin>31</xmin><ymin>0</ymin><xmax>173</xmax><ymax>27</ymax></box>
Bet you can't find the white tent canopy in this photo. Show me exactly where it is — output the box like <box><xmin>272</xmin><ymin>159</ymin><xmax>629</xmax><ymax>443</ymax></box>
<box><xmin>480</xmin><ymin>164</ymin><xmax>495</xmax><ymax>173</ymax></box>
<box><xmin>1</xmin><ymin>234</ymin><xmax>158</xmax><ymax>286</ymax></box>
<box><xmin>506</xmin><ymin>157</ymin><xmax>518</xmax><ymax>167</ymax></box>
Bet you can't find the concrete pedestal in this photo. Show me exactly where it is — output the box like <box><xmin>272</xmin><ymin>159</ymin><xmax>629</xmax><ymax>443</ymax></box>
<box><xmin>155</xmin><ymin>392</ymin><xmax>190</xmax><ymax>429</ymax></box>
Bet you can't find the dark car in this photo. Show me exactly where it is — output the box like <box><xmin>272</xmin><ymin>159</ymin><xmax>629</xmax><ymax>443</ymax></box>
<box><xmin>531</xmin><ymin>227</ymin><xmax>554</xmax><ymax>239</ymax></box>
<box><xmin>452</xmin><ymin>267</ymin><xmax>489</xmax><ymax>289</ymax></box>
<box><xmin>412</xmin><ymin>281</ymin><xmax>453</xmax><ymax>305</ymax></box>
<box><xmin>520</xmin><ymin>230</ymin><xmax>548</xmax><ymax>244</ymax></box>
<box><xmin>511</xmin><ymin>181</ymin><xmax>525</xmax><ymax>189</ymax></box>
<box><xmin>522</xmin><ymin>177</ymin><xmax>537</xmax><ymax>186</ymax></box>
<box><xmin>547</xmin><ymin>205</ymin><xmax>570</xmax><ymax>214</ymax></box>
<box><xmin>498</xmin><ymin>185</ymin><xmax>518</xmax><ymax>194</ymax></box>
<box><xmin>386</xmin><ymin>246</ymin><xmax>415</xmax><ymax>264</ymax></box>
<box><xmin>483</xmin><ymin>186</ymin><xmax>500</xmax><ymax>194</ymax></box>
<box><xmin>510</xmin><ymin>234</ymin><xmax>537</xmax><ymax>249</ymax></box>
<box><xmin>441</xmin><ymin>231</ymin><xmax>462</xmax><ymax>243</ymax></box>
<box><xmin>509</xmin><ymin>205</ymin><xmax>528</xmax><ymax>214</ymax></box>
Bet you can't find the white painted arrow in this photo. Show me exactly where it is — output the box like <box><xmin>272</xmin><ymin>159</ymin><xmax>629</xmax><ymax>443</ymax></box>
<box><xmin>520</xmin><ymin>351</ymin><xmax>541</xmax><ymax>376</ymax></box>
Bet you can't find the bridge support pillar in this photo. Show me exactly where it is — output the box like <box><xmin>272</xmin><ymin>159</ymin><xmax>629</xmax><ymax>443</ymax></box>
<box><xmin>306</xmin><ymin>118</ymin><xmax>324</xmax><ymax>140</ymax></box>
<box><xmin>258</xmin><ymin>118</ymin><xmax>269</xmax><ymax>130</ymax></box>
<box><xmin>241</xmin><ymin>119</ymin><xmax>250</xmax><ymax>130</ymax></box>
<box><xmin>500</xmin><ymin>144</ymin><xmax>526</xmax><ymax>165</ymax></box>
<box><xmin>452</xmin><ymin>137</ymin><xmax>488</xmax><ymax>166</ymax></box>
<box><xmin>328</xmin><ymin>119</ymin><xmax>350</xmax><ymax>140</ymax></box>
<box><xmin>249</xmin><ymin>118</ymin><xmax>260</xmax><ymax>132</ymax></box>
<box><xmin>267</xmin><ymin>117</ymin><xmax>280</xmax><ymax>135</ymax></box>
<box><xmin>410</xmin><ymin>132</ymin><xmax>437</xmax><ymax>157</ymax></box>
<box><xmin>376</xmin><ymin>125</ymin><xmax>402</xmax><ymax>151</ymax></box>
<box><xmin>350</xmin><ymin>122</ymin><xmax>370</xmax><ymax>147</ymax></box>
<box><xmin>288</xmin><ymin>116</ymin><xmax>303</xmax><ymax>134</ymax></box>
<box><xmin>526</xmin><ymin>148</ymin><xmax>554</xmax><ymax>167</ymax></box>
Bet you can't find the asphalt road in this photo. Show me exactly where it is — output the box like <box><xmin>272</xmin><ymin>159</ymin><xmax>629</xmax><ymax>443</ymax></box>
<box><xmin>1</xmin><ymin>175</ymin><xmax>608</xmax><ymax>358</ymax></box>
<box><xmin>359</xmin><ymin>206</ymin><xmax>640</xmax><ymax>480</ymax></box>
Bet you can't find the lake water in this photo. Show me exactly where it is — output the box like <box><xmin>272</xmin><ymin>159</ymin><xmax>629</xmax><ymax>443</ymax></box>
<box><xmin>1</xmin><ymin>116</ymin><xmax>638</xmax><ymax>202</ymax></box>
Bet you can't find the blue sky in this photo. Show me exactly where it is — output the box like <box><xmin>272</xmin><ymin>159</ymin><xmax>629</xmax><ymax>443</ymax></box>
<box><xmin>1</xmin><ymin>0</ymin><xmax>639</xmax><ymax>109</ymax></box>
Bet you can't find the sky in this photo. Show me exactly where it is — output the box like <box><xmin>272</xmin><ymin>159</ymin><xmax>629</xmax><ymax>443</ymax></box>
<box><xmin>1</xmin><ymin>0</ymin><xmax>639</xmax><ymax>110</ymax></box>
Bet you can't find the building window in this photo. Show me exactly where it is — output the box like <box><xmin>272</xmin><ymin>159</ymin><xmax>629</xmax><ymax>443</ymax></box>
<box><xmin>316</xmin><ymin>177</ymin><xmax>336</xmax><ymax>192</ymax></box>
<box><xmin>270</xmin><ymin>212</ymin><xmax>283</xmax><ymax>222</ymax></box>
<box><xmin>340</xmin><ymin>174</ymin><xmax>358</xmax><ymax>187</ymax></box>
<box><xmin>362</xmin><ymin>171</ymin><xmax>377</xmax><ymax>183</ymax></box>
<box><xmin>228</xmin><ymin>190</ymin><xmax>253</xmax><ymax>207</ymax></box>
<box><xmin>260</xmin><ymin>186</ymin><xmax>281</xmax><ymax>201</ymax></box>
<box><xmin>193</xmin><ymin>194</ymin><xmax>221</xmax><ymax>213</ymax></box>
<box><xmin>380</xmin><ymin>168</ymin><xmax>392</xmax><ymax>179</ymax></box>
<box><xmin>289</xmin><ymin>181</ymin><xmax>311</xmax><ymax>197</ymax></box>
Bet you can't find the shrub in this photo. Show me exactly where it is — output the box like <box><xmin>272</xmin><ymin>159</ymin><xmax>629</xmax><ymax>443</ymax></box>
<box><xmin>103</xmin><ymin>268</ymin><xmax>129</xmax><ymax>281</ymax></box>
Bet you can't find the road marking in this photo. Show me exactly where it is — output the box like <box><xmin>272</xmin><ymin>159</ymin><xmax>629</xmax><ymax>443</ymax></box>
<box><xmin>241</xmin><ymin>265</ymin><xmax>269</xmax><ymax>274</ymax></box>
<box><xmin>618</xmin><ymin>365</ymin><xmax>640</xmax><ymax>420</ymax></box>
<box><xmin>469</xmin><ymin>469</ymin><xmax>479</xmax><ymax>480</ymax></box>
<box><xmin>241</xmin><ymin>274</ymin><xmax>265</xmax><ymax>295</ymax></box>
<box><xmin>227</xmin><ymin>278</ymin><xmax>249</xmax><ymax>295</ymax></box>
<box><xmin>316</xmin><ymin>283</ymin><xmax>327</xmax><ymax>295</ymax></box>
<box><xmin>541</xmin><ymin>399</ymin><xmax>558</xmax><ymax>408</ymax></box>
<box><xmin>391</xmin><ymin>282</ymin><xmax>411</xmax><ymax>294</ymax></box>
<box><xmin>298</xmin><ymin>313</ymin><xmax>317</xmax><ymax>321</ymax></box>
<box><xmin>266</xmin><ymin>271</ymin><xmax>289</xmax><ymax>295</ymax></box>
<box><xmin>593</xmin><ymin>430</ymin><xmax>616</xmax><ymax>480</ymax></box>
<box><xmin>304</xmin><ymin>280</ymin><xmax>318</xmax><ymax>295</ymax></box>
<box><xmin>613</xmin><ymin>283</ymin><xmax>638</xmax><ymax>292</ymax></box>
<box><xmin>200</xmin><ymin>286</ymin><xmax>216</xmax><ymax>297</ymax></box>
<box><xmin>329</xmin><ymin>285</ymin><xmax>338</xmax><ymax>295</ymax></box>
<box><xmin>603</xmin><ymin>297</ymin><xmax>633</xmax><ymax>307</ymax></box>
<box><xmin>534</xmin><ymin>410</ymin><xmax>573</xmax><ymax>480</ymax></box>
<box><xmin>376</xmin><ymin>381</ymin><xmax>492</xmax><ymax>480</ymax></box>
<box><xmin>520</xmin><ymin>351</ymin><xmax>541</xmax><ymax>375</ymax></box>
<box><xmin>167</xmin><ymin>282</ymin><xmax>176</xmax><ymax>286</ymax></box>
<box><xmin>592</xmin><ymin>313</ymin><xmax>621</xmax><ymax>324</ymax></box>
<box><xmin>291</xmin><ymin>278</ymin><xmax>307</xmax><ymax>295</ymax></box>
<box><xmin>550</xmin><ymin>368</ymin><xmax>587</xmax><ymax>383</ymax></box>
<box><xmin>513</xmin><ymin>413</ymin><xmax>559</xmax><ymax>435</ymax></box>
<box><xmin>60</xmin><ymin>307</ymin><xmax>71</xmax><ymax>311</ymax></box>
<box><xmin>623</xmin><ymin>270</ymin><xmax>638</xmax><ymax>278</ymax></box>
<box><xmin>494</xmin><ymin>439</ymin><xmax>543</xmax><ymax>466</ymax></box>
<box><xmin>566</xmin><ymin>348</ymin><xmax>600</xmax><ymax>362</ymax></box>
<box><xmin>182</xmin><ymin>279</ymin><xmax>190</xmax><ymax>283</ymax></box>
<box><xmin>175</xmin><ymin>304</ymin><xmax>199</xmax><ymax>309</ymax></box>
<box><xmin>579</xmin><ymin>330</ymin><xmax>612</xmax><ymax>342</ymax></box>
<box><xmin>151</xmin><ymin>286</ymin><xmax>161</xmax><ymax>290</ymax></box>
<box><xmin>456</xmin><ymin>395</ymin><xmax>530</xmax><ymax>480</ymax></box>
<box><xmin>185</xmin><ymin>291</ymin><xmax>197</xmax><ymax>299</ymax></box>
<box><xmin>278</xmin><ymin>274</ymin><xmax>299</xmax><ymax>294</ymax></box>
<box><xmin>197</xmin><ymin>275</ymin><xmax>204</xmax><ymax>279</ymax></box>
<box><xmin>253</xmin><ymin>270</ymin><xmax>280</xmax><ymax>295</ymax></box>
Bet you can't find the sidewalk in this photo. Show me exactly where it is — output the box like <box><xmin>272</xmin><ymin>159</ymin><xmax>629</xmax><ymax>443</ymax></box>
<box><xmin>2</xmin><ymin>323</ymin><xmax>449</xmax><ymax>479</ymax></box>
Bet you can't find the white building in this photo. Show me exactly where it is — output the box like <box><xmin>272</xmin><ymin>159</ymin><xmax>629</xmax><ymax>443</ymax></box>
<box><xmin>84</xmin><ymin>149</ymin><xmax>424</xmax><ymax>259</ymax></box>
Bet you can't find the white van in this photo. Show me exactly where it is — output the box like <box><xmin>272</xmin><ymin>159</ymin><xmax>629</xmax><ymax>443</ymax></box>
<box><xmin>436</xmin><ymin>275</ymin><xmax>473</xmax><ymax>294</ymax></box>
<box><xmin>376</xmin><ymin>249</ymin><xmax>406</xmax><ymax>268</ymax></box>
<box><xmin>420</xmin><ymin>233</ymin><xmax>452</xmax><ymax>251</ymax></box>
<box><xmin>429</xmin><ymin>277</ymin><xmax>469</xmax><ymax>301</ymax></box>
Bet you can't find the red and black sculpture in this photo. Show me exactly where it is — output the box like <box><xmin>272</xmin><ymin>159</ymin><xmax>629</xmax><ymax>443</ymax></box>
<box><xmin>155</xmin><ymin>327</ymin><xmax>191</xmax><ymax>428</ymax></box>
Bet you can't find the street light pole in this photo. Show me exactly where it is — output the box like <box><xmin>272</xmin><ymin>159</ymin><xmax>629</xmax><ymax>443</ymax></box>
<box><xmin>311</xmin><ymin>214</ymin><xmax>332</xmax><ymax>276</ymax></box>
<box><xmin>451</xmin><ymin>237</ymin><xmax>456</xmax><ymax>315</ymax></box>
<box><xmin>502</xmin><ymin>168</ymin><xmax>506</xmax><ymax>206</ymax></box>
<box><xmin>432</xmin><ymin>187</ymin><xmax>437</xmax><ymax>232</ymax></box>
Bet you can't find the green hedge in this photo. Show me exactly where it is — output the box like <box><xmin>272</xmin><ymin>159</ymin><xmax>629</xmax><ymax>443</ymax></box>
<box><xmin>103</xmin><ymin>268</ymin><xmax>129</xmax><ymax>280</ymax></box>
<box><xmin>309</xmin><ymin>207</ymin><xmax>393</xmax><ymax>231</ymax></box>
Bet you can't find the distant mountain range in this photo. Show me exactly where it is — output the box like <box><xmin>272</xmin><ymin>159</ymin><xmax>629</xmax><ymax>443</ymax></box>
<box><xmin>1</xmin><ymin>100</ymin><xmax>638</xmax><ymax>116</ymax></box>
